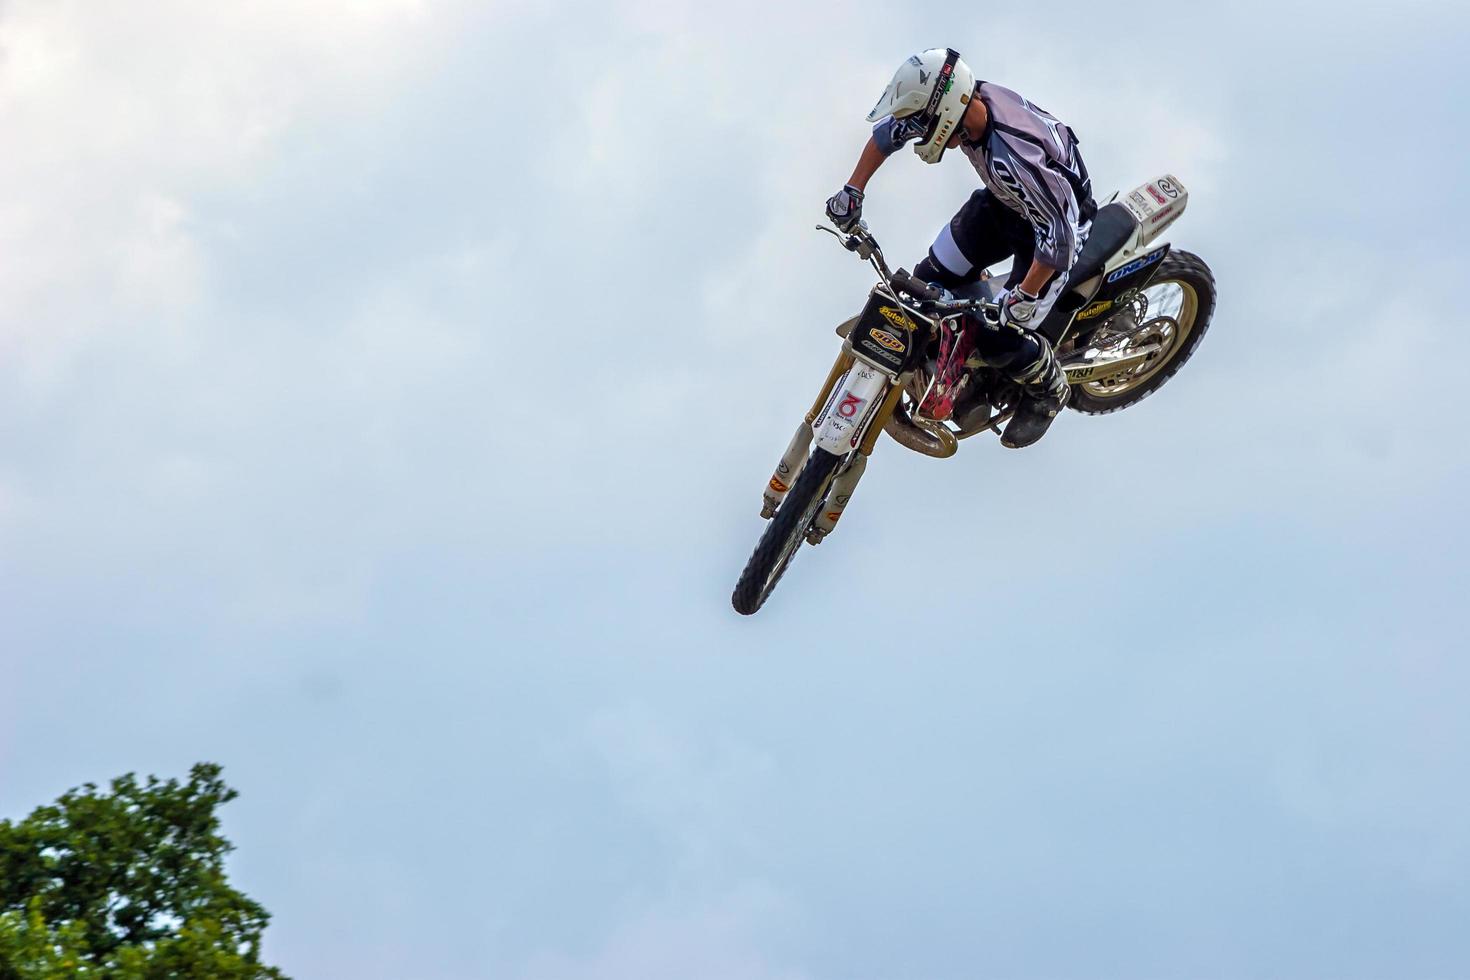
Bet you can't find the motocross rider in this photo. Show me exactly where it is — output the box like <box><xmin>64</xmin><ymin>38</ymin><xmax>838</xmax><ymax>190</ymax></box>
<box><xmin>826</xmin><ymin>49</ymin><xmax>1096</xmax><ymax>448</ymax></box>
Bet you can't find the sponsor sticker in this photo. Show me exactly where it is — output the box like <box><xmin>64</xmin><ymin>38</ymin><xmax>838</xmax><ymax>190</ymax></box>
<box><xmin>1149</xmin><ymin>204</ymin><xmax>1176</xmax><ymax>225</ymax></box>
<box><xmin>878</xmin><ymin>306</ymin><xmax>911</xmax><ymax>330</ymax></box>
<box><xmin>768</xmin><ymin>476</ymin><xmax>789</xmax><ymax>493</ymax></box>
<box><xmin>871</xmin><ymin>330</ymin><xmax>906</xmax><ymax>353</ymax></box>
<box><xmin>1105</xmin><ymin>247</ymin><xmax>1167</xmax><ymax>284</ymax></box>
<box><xmin>812</xmin><ymin>375</ymin><xmax>845</xmax><ymax>429</ymax></box>
<box><xmin>922</xmin><ymin>61</ymin><xmax>955</xmax><ymax>116</ymax></box>
<box><xmin>1157</xmin><ymin>177</ymin><xmax>1180</xmax><ymax>199</ymax></box>
<box><xmin>1147</xmin><ymin>185</ymin><xmax>1168</xmax><ymax>205</ymax></box>
<box><xmin>1076</xmin><ymin>299</ymin><xmax>1113</xmax><ymax>321</ymax></box>
<box><xmin>836</xmin><ymin>392</ymin><xmax>867</xmax><ymax>419</ymax></box>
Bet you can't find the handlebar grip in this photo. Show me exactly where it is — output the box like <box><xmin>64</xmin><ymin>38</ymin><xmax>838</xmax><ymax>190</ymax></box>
<box><xmin>891</xmin><ymin>269</ymin><xmax>942</xmax><ymax>302</ymax></box>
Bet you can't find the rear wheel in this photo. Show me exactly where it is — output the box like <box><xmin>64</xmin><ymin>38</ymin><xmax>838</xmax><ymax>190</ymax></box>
<box><xmin>1068</xmin><ymin>250</ymin><xmax>1216</xmax><ymax>415</ymax></box>
<box><xmin>732</xmin><ymin>448</ymin><xmax>843</xmax><ymax>616</ymax></box>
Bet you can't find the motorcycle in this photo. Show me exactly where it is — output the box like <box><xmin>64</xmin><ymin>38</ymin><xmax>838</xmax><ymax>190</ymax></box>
<box><xmin>732</xmin><ymin>174</ymin><xmax>1217</xmax><ymax>615</ymax></box>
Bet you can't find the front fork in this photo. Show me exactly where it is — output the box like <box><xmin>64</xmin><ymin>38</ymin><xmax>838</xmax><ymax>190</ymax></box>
<box><xmin>759</xmin><ymin>350</ymin><xmax>850</xmax><ymax>518</ymax></box>
<box><xmin>760</xmin><ymin>350</ymin><xmax>902</xmax><ymax>542</ymax></box>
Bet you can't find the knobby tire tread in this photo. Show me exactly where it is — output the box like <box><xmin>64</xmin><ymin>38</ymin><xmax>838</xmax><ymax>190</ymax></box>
<box><xmin>731</xmin><ymin>448</ymin><xmax>842</xmax><ymax>615</ymax></box>
<box><xmin>1068</xmin><ymin>250</ymin><xmax>1217</xmax><ymax>415</ymax></box>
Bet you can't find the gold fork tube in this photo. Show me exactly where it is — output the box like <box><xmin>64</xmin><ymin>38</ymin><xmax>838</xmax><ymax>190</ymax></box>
<box><xmin>858</xmin><ymin>380</ymin><xmax>905</xmax><ymax>456</ymax></box>
<box><xmin>805</xmin><ymin>351</ymin><xmax>855</xmax><ymax>425</ymax></box>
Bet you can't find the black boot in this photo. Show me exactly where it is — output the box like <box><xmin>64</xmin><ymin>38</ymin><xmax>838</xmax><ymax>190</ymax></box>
<box><xmin>1000</xmin><ymin>341</ymin><xmax>1070</xmax><ymax>449</ymax></box>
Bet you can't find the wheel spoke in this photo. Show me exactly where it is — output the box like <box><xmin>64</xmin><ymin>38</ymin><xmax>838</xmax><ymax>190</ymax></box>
<box><xmin>733</xmin><ymin>448</ymin><xmax>842</xmax><ymax>615</ymax></box>
<box><xmin>761</xmin><ymin>468</ymin><xmax>832</xmax><ymax>598</ymax></box>
<box><xmin>1082</xmin><ymin>279</ymin><xmax>1197</xmax><ymax>397</ymax></box>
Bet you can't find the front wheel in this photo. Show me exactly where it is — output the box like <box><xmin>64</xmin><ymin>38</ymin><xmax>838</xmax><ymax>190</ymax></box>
<box><xmin>1068</xmin><ymin>250</ymin><xmax>1216</xmax><ymax>415</ymax></box>
<box><xmin>732</xmin><ymin>447</ymin><xmax>843</xmax><ymax>615</ymax></box>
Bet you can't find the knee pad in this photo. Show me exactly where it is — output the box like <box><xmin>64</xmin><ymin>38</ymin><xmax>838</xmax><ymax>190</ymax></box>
<box><xmin>914</xmin><ymin>253</ymin><xmax>966</xmax><ymax>289</ymax></box>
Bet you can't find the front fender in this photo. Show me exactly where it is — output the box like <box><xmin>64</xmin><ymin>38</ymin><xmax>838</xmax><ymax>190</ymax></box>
<box><xmin>812</xmin><ymin>360</ymin><xmax>891</xmax><ymax>456</ymax></box>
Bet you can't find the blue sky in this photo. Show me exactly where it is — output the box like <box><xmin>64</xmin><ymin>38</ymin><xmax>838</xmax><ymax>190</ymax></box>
<box><xmin>2</xmin><ymin>1</ymin><xmax>1468</xmax><ymax>978</ymax></box>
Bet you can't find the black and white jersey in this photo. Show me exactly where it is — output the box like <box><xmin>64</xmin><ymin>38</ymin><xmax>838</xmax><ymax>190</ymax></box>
<box><xmin>873</xmin><ymin>81</ymin><xmax>1095</xmax><ymax>271</ymax></box>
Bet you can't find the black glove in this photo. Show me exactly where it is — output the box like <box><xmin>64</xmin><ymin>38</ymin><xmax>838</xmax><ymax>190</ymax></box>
<box><xmin>825</xmin><ymin>184</ymin><xmax>864</xmax><ymax>232</ymax></box>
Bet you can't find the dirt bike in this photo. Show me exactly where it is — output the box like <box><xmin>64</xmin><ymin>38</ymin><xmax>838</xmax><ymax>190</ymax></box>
<box><xmin>732</xmin><ymin>174</ymin><xmax>1216</xmax><ymax>615</ymax></box>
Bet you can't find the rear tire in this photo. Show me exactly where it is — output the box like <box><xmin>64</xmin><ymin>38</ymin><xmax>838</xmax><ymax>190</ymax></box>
<box><xmin>732</xmin><ymin>448</ymin><xmax>843</xmax><ymax>616</ymax></box>
<box><xmin>1068</xmin><ymin>250</ymin><xmax>1216</xmax><ymax>415</ymax></box>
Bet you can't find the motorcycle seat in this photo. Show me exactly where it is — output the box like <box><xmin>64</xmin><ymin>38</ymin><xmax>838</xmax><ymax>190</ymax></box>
<box><xmin>1068</xmin><ymin>202</ymin><xmax>1138</xmax><ymax>287</ymax></box>
<box><xmin>1035</xmin><ymin>203</ymin><xmax>1139</xmax><ymax>344</ymax></box>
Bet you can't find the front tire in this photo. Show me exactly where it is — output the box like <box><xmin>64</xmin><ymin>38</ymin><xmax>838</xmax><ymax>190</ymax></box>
<box><xmin>732</xmin><ymin>447</ymin><xmax>843</xmax><ymax>616</ymax></box>
<box><xmin>1068</xmin><ymin>250</ymin><xmax>1216</xmax><ymax>415</ymax></box>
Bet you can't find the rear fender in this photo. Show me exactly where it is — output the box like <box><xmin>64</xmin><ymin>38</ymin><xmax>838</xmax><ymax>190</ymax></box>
<box><xmin>1049</xmin><ymin>176</ymin><xmax>1186</xmax><ymax>344</ymax></box>
<box><xmin>1113</xmin><ymin>174</ymin><xmax>1188</xmax><ymax>260</ymax></box>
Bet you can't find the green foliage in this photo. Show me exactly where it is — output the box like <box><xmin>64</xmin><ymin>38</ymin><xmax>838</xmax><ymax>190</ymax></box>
<box><xmin>0</xmin><ymin>764</ymin><xmax>287</xmax><ymax>979</ymax></box>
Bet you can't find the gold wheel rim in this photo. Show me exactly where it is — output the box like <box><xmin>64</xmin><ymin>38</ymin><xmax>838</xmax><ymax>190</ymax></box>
<box><xmin>1081</xmin><ymin>279</ymin><xmax>1198</xmax><ymax>398</ymax></box>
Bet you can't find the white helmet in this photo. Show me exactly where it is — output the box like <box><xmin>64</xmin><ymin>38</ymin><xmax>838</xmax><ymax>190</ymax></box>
<box><xmin>866</xmin><ymin>48</ymin><xmax>976</xmax><ymax>165</ymax></box>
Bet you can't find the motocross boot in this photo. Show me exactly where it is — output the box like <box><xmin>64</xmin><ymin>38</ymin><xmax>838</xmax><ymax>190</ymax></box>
<box><xmin>1000</xmin><ymin>340</ymin><xmax>1071</xmax><ymax>449</ymax></box>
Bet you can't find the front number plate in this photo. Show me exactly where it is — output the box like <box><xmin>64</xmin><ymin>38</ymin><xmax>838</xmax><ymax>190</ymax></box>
<box><xmin>850</xmin><ymin>288</ymin><xmax>930</xmax><ymax>373</ymax></box>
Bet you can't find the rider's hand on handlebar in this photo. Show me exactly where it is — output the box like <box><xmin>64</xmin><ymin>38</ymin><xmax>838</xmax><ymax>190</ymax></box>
<box><xmin>998</xmin><ymin>286</ymin><xmax>1040</xmax><ymax>330</ymax></box>
<box><xmin>825</xmin><ymin>184</ymin><xmax>864</xmax><ymax>233</ymax></box>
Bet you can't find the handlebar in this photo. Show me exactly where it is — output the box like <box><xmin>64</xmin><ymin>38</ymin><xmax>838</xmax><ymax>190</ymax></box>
<box><xmin>888</xmin><ymin>268</ymin><xmax>940</xmax><ymax>301</ymax></box>
<box><xmin>818</xmin><ymin>221</ymin><xmax>997</xmax><ymax>319</ymax></box>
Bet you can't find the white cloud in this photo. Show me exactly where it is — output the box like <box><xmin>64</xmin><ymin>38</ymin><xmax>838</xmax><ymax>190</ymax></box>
<box><xmin>516</xmin><ymin>705</ymin><xmax>805</xmax><ymax>980</ymax></box>
<box><xmin>0</xmin><ymin>0</ymin><xmax>458</xmax><ymax>391</ymax></box>
<box><xmin>519</xmin><ymin>891</ymin><xmax>810</xmax><ymax>980</ymax></box>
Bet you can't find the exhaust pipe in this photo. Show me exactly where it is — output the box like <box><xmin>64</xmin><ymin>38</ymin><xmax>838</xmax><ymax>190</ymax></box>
<box><xmin>883</xmin><ymin>405</ymin><xmax>958</xmax><ymax>459</ymax></box>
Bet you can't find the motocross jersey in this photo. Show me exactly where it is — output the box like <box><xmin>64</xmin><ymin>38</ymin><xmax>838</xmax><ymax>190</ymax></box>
<box><xmin>873</xmin><ymin>81</ymin><xmax>1095</xmax><ymax>271</ymax></box>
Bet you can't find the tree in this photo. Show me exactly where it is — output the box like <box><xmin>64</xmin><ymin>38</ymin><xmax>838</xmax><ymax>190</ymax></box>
<box><xmin>0</xmin><ymin>764</ymin><xmax>288</xmax><ymax>979</ymax></box>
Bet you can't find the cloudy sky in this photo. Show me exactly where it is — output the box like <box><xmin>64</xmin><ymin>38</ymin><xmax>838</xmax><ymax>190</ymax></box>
<box><xmin>2</xmin><ymin>1</ymin><xmax>1467</xmax><ymax>977</ymax></box>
